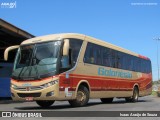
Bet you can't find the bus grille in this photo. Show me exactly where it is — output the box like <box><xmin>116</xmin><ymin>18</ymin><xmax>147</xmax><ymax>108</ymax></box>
<box><xmin>14</xmin><ymin>86</ymin><xmax>44</xmax><ymax>91</ymax></box>
<box><xmin>17</xmin><ymin>93</ymin><xmax>41</xmax><ymax>97</ymax></box>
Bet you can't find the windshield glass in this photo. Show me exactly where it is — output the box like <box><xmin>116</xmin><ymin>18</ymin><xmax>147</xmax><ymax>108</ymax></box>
<box><xmin>12</xmin><ymin>41</ymin><xmax>61</xmax><ymax>80</ymax></box>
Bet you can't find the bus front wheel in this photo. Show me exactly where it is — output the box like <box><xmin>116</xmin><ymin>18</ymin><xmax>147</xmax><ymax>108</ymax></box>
<box><xmin>100</xmin><ymin>98</ymin><xmax>113</xmax><ymax>103</ymax></box>
<box><xmin>36</xmin><ymin>100</ymin><xmax>55</xmax><ymax>108</ymax></box>
<box><xmin>68</xmin><ymin>86</ymin><xmax>89</xmax><ymax>107</ymax></box>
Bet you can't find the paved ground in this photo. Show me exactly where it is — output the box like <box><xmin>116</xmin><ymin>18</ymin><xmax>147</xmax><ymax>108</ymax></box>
<box><xmin>0</xmin><ymin>95</ymin><xmax>159</xmax><ymax>120</ymax></box>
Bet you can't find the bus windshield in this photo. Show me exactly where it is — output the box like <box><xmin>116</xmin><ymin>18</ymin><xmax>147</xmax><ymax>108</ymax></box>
<box><xmin>12</xmin><ymin>41</ymin><xmax>61</xmax><ymax>80</ymax></box>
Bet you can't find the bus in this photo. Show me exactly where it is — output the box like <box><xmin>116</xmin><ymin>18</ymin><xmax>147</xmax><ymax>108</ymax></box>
<box><xmin>4</xmin><ymin>33</ymin><xmax>152</xmax><ymax>107</ymax></box>
<box><xmin>0</xmin><ymin>48</ymin><xmax>17</xmax><ymax>98</ymax></box>
<box><xmin>0</xmin><ymin>61</ymin><xmax>13</xmax><ymax>98</ymax></box>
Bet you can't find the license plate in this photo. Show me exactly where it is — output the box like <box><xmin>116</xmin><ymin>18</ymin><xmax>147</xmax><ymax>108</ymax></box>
<box><xmin>25</xmin><ymin>97</ymin><xmax>33</xmax><ymax>101</ymax></box>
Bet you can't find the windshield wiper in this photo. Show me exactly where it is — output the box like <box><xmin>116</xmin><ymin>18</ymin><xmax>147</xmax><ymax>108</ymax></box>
<box><xmin>33</xmin><ymin>63</ymin><xmax>41</xmax><ymax>80</ymax></box>
<box><xmin>17</xmin><ymin>65</ymin><xmax>30</xmax><ymax>80</ymax></box>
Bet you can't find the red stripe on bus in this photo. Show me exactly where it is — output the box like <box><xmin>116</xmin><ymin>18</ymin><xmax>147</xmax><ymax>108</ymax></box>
<box><xmin>61</xmin><ymin>73</ymin><xmax>152</xmax><ymax>82</ymax></box>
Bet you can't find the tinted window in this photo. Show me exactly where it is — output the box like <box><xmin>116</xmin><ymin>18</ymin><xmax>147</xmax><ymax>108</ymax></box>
<box><xmin>84</xmin><ymin>43</ymin><xmax>102</xmax><ymax>65</ymax></box>
<box><xmin>122</xmin><ymin>54</ymin><xmax>128</xmax><ymax>70</ymax></box>
<box><xmin>69</xmin><ymin>39</ymin><xmax>83</xmax><ymax>66</ymax></box>
<box><xmin>94</xmin><ymin>45</ymin><xmax>102</xmax><ymax>65</ymax></box>
<box><xmin>117</xmin><ymin>52</ymin><xmax>123</xmax><ymax>69</ymax></box>
<box><xmin>84</xmin><ymin>42</ymin><xmax>151</xmax><ymax>73</ymax></box>
<box><xmin>102</xmin><ymin>47</ymin><xmax>111</xmax><ymax>67</ymax></box>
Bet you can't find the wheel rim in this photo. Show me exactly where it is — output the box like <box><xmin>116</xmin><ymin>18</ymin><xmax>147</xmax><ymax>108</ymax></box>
<box><xmin>77</xmin><ymin>90</ymin><xmax>86</xmax><ymax>102</ymax></box>
<box><xmin>134</xmin><ymin>89</ymin><xmax>138</xmax><ymax>100</ymax></box>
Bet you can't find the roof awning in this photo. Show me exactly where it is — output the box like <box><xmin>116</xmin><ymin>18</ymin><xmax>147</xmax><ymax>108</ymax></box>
<box><xmin>0</xmin><ymin>18</ymin><xmax>35</xmax><ymax>60</ymax></box>
<box><xmin>0</xmin><ymin>18</ymin><xmax>34</xmax><ymax>47</ymax></box>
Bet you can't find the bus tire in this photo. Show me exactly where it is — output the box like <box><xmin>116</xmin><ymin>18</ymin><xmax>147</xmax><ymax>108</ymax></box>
<box><xmin>36</xmin><ymin>100</ymin><xmax>55</xmax><ymax>108</ymax></box>
<box><xmin>100</xmin><ymin>98</ymin><xmax>113</xmax><ymax>103</ymax></box>
<box><xmin>125</xmin><ymin>97</ymin><xmax>132</xmax><ymax>102</ymax></box>
<box><xmin>125</xmin><ymin>87</ymin><xmax>139</xmax><ymax>102</ymax></box>
<box><xmin>68</xmin><ymin>86</ymin><xmax>89</xmax><ymax>107</ymax></box>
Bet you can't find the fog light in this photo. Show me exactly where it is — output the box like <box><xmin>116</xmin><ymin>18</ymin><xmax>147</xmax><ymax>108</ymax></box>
<box><xmin>46</xmin><ymin>91</ymin><xmax>54</xmax><ymax>97</ymax></box>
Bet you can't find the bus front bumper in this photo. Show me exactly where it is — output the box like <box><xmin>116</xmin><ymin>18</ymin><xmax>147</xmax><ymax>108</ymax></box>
<box><xmin>11</xmin><ymin>84</ymin><xmax>59</xmax><ymax>101</ymax></box>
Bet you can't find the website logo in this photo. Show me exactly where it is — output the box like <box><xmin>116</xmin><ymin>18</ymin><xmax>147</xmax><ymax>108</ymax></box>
<box><xmin>1</xmin><ymin>1</ymin><xmax>16</xmax><ymax>8</ymax></box>
<box><xmin>2</xmin><ymin>112</ymin><xmax>11</xmax><ymax>117</ymax></box>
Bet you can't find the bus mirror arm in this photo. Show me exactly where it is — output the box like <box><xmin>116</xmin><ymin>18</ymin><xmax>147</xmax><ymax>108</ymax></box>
<box><xmin>4</xmin><ymin>45</ymin><xmax>19</xmax><ymax>61</ymax></box>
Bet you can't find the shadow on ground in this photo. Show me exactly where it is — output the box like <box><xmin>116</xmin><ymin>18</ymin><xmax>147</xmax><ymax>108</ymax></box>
<box><xmin>15</xmin><ymin>98</ymin><xmax>153</xmax><ymax>110</ymax></box>
<box><xmin>0</xmin><ymin>97</ymin><xmax>24</xmax><ymax>104</ymax></box>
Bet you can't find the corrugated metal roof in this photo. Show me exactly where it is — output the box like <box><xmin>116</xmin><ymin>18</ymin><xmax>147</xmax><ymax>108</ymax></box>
<box><xmin>0</xmin><ymin>18</ymin><xmax>35</xmax><ymax>61</ymax></box>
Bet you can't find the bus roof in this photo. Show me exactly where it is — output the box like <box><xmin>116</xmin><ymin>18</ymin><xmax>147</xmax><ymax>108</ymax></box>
<box><xmin>21</xmin><ymin>33</ymin><xmax>150</xmax><ymax>60</ymax></box>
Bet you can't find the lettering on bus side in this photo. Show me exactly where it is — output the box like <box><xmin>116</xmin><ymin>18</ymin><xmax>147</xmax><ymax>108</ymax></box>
<box><xmin>98</xmin><ymin>67</ymin><xmax>132</xmax><ymax>78</ymax></box>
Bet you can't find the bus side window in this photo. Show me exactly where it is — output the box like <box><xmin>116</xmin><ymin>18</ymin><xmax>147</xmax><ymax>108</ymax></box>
<box><xmin>92</xmin><ymin>44</ymin><xmax>102</xmax><ymax>64</ymax></box>
<box><xmin>84</xmin><ymin>43</ymin><xmax>103</xmax><ymax>65</ymax></box>
<box><xmin>84</xmin><ymin>43</ymin><xmax>95</xmax><ymax>64</ymax></box>
<box><xmin>117</xmin><ymin>51</ymin><xmax>122</xmax><ymax>69</ymax></box>
<box><xmin>136</xmin><ymin>58</ymin><xmax>141</xmax><ymax>72</ymax></box>
<box><xmin>102</xmin><ymin>47</ymin><xmax>109</xmax><ymax>67</ymax></box>
<box><xmin>90</xmin><ymin>50</ymin><xmax>95</xmax><ymax>64</ymax></box>
<box><xmin>95</xmin><ymin>45</ymin><xmax>102</xmax><ymax>65</ymax></box>
<box><xmin>83</xmin><ymin>45</ymin><xmax>90</xmax><ymax>63</ymax></box>
<box><xmin>128</xmin><ymin>55</ymin><xmax>132</xmax><ymax>71</ymax></box>
<box><xmin>69</xmin><ymin>39</ymin><xmax>83</xmax><ymax>67</ymax></box>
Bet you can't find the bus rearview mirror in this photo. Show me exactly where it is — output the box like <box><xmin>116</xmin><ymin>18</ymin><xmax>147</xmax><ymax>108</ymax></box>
<box><xmin>63</xmin><ymin>39</ymin><xmax>69</xmax><ymax>56</ymax></box>
<box><xmin>4</xmin><ymin>45</ymin><xmax>19</xmax><ymax>61</ymax></box>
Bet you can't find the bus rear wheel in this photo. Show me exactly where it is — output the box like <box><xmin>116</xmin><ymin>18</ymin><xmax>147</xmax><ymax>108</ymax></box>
<box><xmin>125</xmin><ymin>87</ymin><xmax>139</xmax><ymax>102</ymax></box>
<box><xmin>36</xmin><ymin>100</ymin><xmax>55</xmax><ymax>108</ymax></box>
<box><xmin>100</xmin><ymin>98</ymin><xmax>113</xmax><ymax>103</ymax></box>
<box><xmin>69</xmin><ymin>86</ymin><xmax>89</xmax><ymax>107</ymax></box>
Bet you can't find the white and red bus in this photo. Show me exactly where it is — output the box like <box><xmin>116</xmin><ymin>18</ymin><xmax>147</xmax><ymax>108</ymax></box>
<box><xmin>4</xmin><ymin>33</ymin><xmax>152</xmax><ymax>107</ymax></box>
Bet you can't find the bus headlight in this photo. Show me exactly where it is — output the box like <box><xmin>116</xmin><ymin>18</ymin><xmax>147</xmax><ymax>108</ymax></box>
<box><xmin>11</xmin><ymin>84</ymin><xmax>17</xmax><ymax>89</ymax></box>
<box><xmin>42</xmin><ymin>79</ymin><xmax>58</xmax><ymax>88</ymax></box>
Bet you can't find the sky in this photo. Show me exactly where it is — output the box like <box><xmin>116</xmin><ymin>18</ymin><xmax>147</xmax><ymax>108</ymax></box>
<box><xmin>0</xmin><ymin>0</ymin><xmax>160</xmax><ymax>80</ymax></box>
